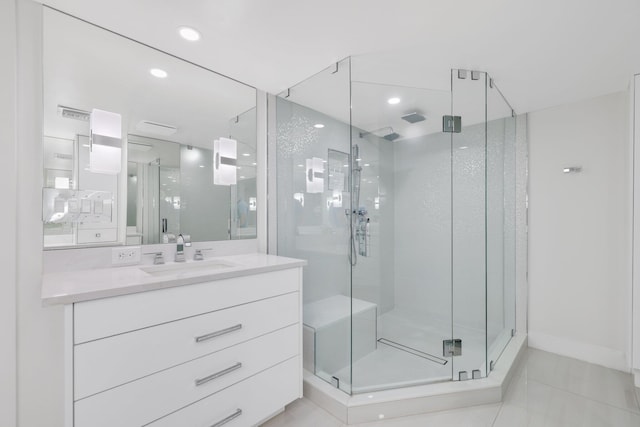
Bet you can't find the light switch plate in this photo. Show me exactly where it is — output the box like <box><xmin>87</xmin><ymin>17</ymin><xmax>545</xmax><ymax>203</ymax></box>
<box><xmin>111</xmin><ymin>246</ymin><xmax>141</xmax><ymax>266</ymax></box>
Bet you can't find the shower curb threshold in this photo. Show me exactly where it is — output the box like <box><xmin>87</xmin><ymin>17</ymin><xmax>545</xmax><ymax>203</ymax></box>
<box><xmin>303</xmin><ymin>333</ymin><xmax>527</xmax><ymax>424</ymax></box>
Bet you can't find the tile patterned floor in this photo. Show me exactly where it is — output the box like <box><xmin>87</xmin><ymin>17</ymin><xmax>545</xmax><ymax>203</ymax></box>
<box><xmin>262</xmin><ymin>348</ymin><xmax>640</xmax><ymax>427</ymax></box>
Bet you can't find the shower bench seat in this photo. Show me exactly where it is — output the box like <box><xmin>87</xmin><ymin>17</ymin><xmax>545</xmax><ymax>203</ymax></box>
<box><xmin>303</xmin><ymin>295</ymin><xmax>377</xmax><ymax>382</ymax></box>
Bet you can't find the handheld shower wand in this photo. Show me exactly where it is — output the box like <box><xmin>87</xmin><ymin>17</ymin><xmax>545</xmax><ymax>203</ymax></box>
<box><xmin>349</xmin><ymin>144</ymin><xmax>364</xmax><ymax>266</ymax></box>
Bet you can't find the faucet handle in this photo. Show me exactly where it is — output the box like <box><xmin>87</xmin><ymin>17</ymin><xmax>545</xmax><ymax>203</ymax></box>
<box><xmin>144</xmin><ymin>251</ymin><xmax>165</xmax><ymax>265</ymax></box>
<box><xmin>194</xmin><ymin>248</ymin><xmax>213</xmax><ymax>261</ymax></box>
<box><xmin>182</xmin><ymin>234</ymin><xmax>192</xmax><ymax>247</ymax></box>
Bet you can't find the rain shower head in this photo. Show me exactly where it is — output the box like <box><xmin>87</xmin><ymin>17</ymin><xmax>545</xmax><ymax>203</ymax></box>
<box><xmin>360</xmin><ymin>126</ymin><xmax>401</xmax><ymax>141</ymax></box>
<box><xmin>401</xmin><ymin>112</ymin><xmax>426</xmax><ymax>123</ymax></box>
<box><xmin>383</xmin><ymin>132</ymin><xmax>401</xmax><ymax>141</ymax></box>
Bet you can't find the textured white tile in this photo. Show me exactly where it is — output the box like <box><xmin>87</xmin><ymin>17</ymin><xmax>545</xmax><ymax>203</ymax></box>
<box><xmin>526</xmin><ymin>348</ymin><xmax>640</xmax><ymax>413</ymax></box>
<box><xmin>267</xmin><ymin>349</ymin><xmax>640</xmax><ymax>426</ymax></box>
<box><xmin>262</xmin><ymin>398</ymin><xmax>345</xmax><ymax>427</ymax></box>
<box><xmin>496</xmin><ymin>375</ymin><xmax>640</xmax><ymax>427</ymax></box>
<box><xmin>349</xmin><ymin>403</ymin><xmax>501</xmax><ymax>427</ymax></box>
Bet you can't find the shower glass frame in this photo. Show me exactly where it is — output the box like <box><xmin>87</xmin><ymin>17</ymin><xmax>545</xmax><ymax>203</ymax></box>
<box><xmin>273</xmin><ymin>57</ymin><xmax>517</xmax><ymax>395</ymax></box>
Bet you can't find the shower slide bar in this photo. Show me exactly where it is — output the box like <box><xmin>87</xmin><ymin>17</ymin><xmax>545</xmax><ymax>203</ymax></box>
<box><xmin>377</xmin><ymin>338</ymin><xmax>448</xmax><ymax>365</ymax></box>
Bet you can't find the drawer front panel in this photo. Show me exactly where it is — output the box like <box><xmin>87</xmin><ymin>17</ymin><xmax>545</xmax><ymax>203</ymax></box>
<box><xmin>147</xmin><ymin>357</ymin><xmax>300</xmax><ymax>427</ymax></box>
<box><xmin>74</xmin><ymin>292</ymin><xmax>299</xmax><ymax>399</ymax></box>
<box><xmin>74</xmin><ymin>324</ymin><xmax>299</xmax><ymax>427</ymax></box>
<box><xmin>77</xmin><ymin>228</ymin><xmax>117</xmax><ymax>244</ymax></box>
<box><xmin>74</xmin><ymin>267</ymin><xmax>300</xmax><ymax>343</ymax></box>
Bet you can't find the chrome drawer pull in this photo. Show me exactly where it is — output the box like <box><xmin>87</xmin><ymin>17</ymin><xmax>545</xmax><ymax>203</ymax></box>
<box><xmin>210</xmin><ymin>408</ymin><xmax>242</xmax><ymax>427</ymax></box>
<box><xmin>195</xmin><ymin>362</ymin><xmax>242</xmax><ymax>387</ymax></box>
<box><xmin>195</xmin><ymin>324</ymin><xmax>243</xmax><ymax>343</ymax></box>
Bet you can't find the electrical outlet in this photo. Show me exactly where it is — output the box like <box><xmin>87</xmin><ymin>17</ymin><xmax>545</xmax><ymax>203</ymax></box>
<box><xmin>111</xmin><ymin>246</ymin><xmax>141</xmax><ymax>266</ymax></box>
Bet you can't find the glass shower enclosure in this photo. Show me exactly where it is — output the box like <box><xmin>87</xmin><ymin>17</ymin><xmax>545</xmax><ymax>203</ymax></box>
<box><xmin>274</xmin><ymin>57</ymin><xmax>517</xmax><ymax>394</ymax></box>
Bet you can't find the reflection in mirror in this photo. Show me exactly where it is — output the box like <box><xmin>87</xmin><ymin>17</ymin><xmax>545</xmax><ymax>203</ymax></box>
<box><xmin>42</xmin><ymin>7</ymin><xmax>257</xmax><ymax>249</ymax></box>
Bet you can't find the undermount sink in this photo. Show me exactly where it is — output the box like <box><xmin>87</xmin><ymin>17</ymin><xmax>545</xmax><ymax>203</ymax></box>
<box><xmin>140</xmin><ymin>259</ymin><xmax>237</xmax><ymax>276</ymax></box>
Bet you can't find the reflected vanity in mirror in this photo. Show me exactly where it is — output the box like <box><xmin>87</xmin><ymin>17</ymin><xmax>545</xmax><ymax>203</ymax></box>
<box><xmin>42</xmin><ymin>7</ymin><xmax>257</xmax><ymax>249</ymax></box>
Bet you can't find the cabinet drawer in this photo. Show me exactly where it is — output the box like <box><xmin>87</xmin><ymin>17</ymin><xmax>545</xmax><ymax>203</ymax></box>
<box><xmin>74</xmin><ymin>292</ymin><xmax>299</xmax><ymax>400</ymax></box>
<box><xmin>74</xmin><ymin>324</ymin><xmax>299</xmax><ymax>427</ymax></box>
<box><xmin>74</xmin><ymin>268</ymin><xmax>300</xmax><ymax>343</ymax></box>
<box><xmin>77</xmin><ymin>228</ymin><xmax>117</xmax><ymax>244</ymax></box>
<box><xmin>148</xmin><ymin>357</ymin><xmax>300</xmax><ymax>427</ymax></box>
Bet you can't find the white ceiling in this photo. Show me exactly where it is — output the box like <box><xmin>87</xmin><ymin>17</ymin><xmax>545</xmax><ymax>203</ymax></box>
<box><xmin>39</xmin><ymin>0</ymin><xmax>640</xmax><ymax>114</ymax></box>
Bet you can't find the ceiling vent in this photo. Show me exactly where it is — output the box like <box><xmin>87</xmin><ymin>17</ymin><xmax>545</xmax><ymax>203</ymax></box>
<box><xmin>128</xmin><ymin>142</ymin><xmax>152</xmax><ymax>152</ymax></box>
<box><xmin>136</xmin><ymin>120</ymin><xmax>178</xmax><ymax>136</ymax></box>
<box><xmin>58</xmin><ymin>105</ymin><xmax>89</xmax><ymax>121</ymax></box>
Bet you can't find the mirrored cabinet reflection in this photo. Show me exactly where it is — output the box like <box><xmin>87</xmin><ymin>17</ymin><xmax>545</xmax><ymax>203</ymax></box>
<box><xmin>41</xmin><ymin>7</ymin><xmax>257</xmax><ymax>249</ymax></box>
<box><xmin>43</xmin><ymin>135</ymin><xmax>117</xmax><ymax>247</ymax></box>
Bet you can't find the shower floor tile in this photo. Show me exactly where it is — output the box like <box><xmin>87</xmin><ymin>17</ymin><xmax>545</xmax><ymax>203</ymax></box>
<box><xmin>333</xmin><ymin>343</ymin><xmax>451</xmax><ymax>393</ymax></box>
<box><xmin>320</xmin><ymin>309</ymin><xmax>501</xmax><ymax>393</ymax></box>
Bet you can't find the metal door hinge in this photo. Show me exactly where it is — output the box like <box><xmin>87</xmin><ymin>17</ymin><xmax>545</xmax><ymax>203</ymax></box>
<box><xmin>331</xmin><ymin>376</ymin><xmax>340</xmax><ymax>388</ymax></box>
<box><xmin>443</xmin><ymin>339</ymin><xmax>462</xmax><ymax>357</ymax></box>
<box><xmin>442</xmin><ymin>115</ymin><xmax>461</xmax><ymax>133</ymax></box>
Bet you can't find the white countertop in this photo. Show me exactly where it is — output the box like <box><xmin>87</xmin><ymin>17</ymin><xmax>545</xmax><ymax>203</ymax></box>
<box><xmin>41</xmin><ymin>253</ymin><xmax>306</xmax><ymax>306</ymax></box>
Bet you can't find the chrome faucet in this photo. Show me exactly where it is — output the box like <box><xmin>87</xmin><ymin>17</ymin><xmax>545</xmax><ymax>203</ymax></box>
<box><xmin>175</xmin><ymin>234</ymin><xmax>191</xmax><ymax>262</ymax></box>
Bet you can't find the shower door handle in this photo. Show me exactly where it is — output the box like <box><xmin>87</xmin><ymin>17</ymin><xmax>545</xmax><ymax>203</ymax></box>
<box><xmin>162</xmin><ymin>218</ymin><xmax>167</xmax><ymax>233</ymax></box>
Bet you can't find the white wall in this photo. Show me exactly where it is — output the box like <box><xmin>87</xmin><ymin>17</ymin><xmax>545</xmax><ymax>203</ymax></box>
<box><xmin>632</xmin><ymin>74</ymin><xmax>640</xmax><ymax>385</ymax></box>
<box><xmin>0</xmin><ymin>0</ymin><xmax>18</xmax><ymax>425</ymax></box>
<box><xmin>15</xmin><ymin>2</ymin><xmax>66</xmax><ymax>426</ymax></box>
<box><xmin>393</xmin><ymin>131</ymin><xmax>452</xmax><ymax>323</ymax></box>
<box><xmin>528</xmin><ymin>91</ymin><xmax>631</xmax><ymax>371</ymax></box>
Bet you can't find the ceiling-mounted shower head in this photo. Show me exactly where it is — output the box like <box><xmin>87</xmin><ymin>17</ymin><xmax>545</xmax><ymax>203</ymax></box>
<box><xmin>401</xmin><ymin>112</ymin><xmax>426</xmax><ymax>124</ymax></box>
<box><xmin>383</xmin><ymin>132</ymin><xmax>401</xmax><ymax>141</ymax></box>
<box><xmin>360</xmin><ymin>126</ymin><xmax>400</xmax><ymax>141</ymax></box>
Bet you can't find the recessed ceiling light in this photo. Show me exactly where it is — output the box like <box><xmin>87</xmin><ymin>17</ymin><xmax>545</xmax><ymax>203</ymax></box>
<box><xmin>387</xmin><ymin>97</ymin><xmax>400</xmax><ymax>105</ymax></box>
<box><xmin>199</xmin><ymin>165</ymin><xmax>204</xmax><ymax>168</ymax></box>
<box><xmin>240</xmin><ymin>175</ymin><xmax>246</xmax><ymax>179</ymax></box>
<box><xmin>364</xmin><ymin>163</ymin><xmax>370</xmax><ymax>167</ymax></box>
<box><xmin>314</xmin><ymin>123</ymin><xmax>325</xmax><ymax>129</ymax></box>
<box><xmin>252</xmin><ymin>162</ymin><xmax>257</xmax><ymax>166</ymax></box>
<box><xmin>242</xmin><ymin>153</ymin><xmax>251</xmax><ymax>157</ymax></box>
<box><xmin>178</xmin><ymin>26</ymin><xmax>201</xmax><ymax>42</ymax></box>
<box><xmin>150</xmin><ymin>68</ymin><xmax>168</xmax><ymax>78</ymax></box>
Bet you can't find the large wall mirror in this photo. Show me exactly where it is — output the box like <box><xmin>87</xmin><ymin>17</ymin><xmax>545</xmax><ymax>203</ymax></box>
<box><xmin>42</xmin><ymin>8</ymin><xmax>257</xmax><ymax>249</ymax></box>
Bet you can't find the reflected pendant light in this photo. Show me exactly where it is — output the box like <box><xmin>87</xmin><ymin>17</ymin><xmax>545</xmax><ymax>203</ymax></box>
<box><xmin>213</xmin><ymin>137</ymin><xmax>237</xmax><ymax>185</ymax></box>
<box><xmin>89</xmin><ymin>108</ymin><xmax>122</xmax><ymax>174</ymax></box>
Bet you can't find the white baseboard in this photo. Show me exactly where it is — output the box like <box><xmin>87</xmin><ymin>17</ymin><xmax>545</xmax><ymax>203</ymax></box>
<box><xmin>528</xmin><ymin>331</ymin><xmax>629</xmax><ymax>372</ymax></box>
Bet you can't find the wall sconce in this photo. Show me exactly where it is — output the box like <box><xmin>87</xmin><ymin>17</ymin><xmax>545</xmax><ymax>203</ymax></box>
<box><xmin>332</xmin><ymin>190</ymin><xmax>342</xmax><ymax>208</ymax></box>
<box><xmin>213</xmin><ymin>137</ymin><xmax>237</xmax><ymax>186</ymax></box>
<box><xmin>563</xmin><ymin>166</ymin><xmax>582</xmax><ymax>174</ymax></box>
<box><xmin>306</xmin><ymin>157</ymin><xmax>324</xmax><ymax>193</ymax></box>
<box><xmin>89</xmin><ymin>109</ymin><xmax>122</xmax><ymax>174</ymax></box>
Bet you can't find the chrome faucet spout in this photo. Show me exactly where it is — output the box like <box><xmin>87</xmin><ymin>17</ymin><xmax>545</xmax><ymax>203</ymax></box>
<box><xmin>175</xmin><ymin>234</ymin><xmax>186</xmax><ymax>262</ymax></box>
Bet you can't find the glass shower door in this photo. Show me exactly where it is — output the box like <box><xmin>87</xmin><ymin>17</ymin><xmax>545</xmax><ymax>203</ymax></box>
<box><xmin>450</xmin><ymin>69</ymin><xmax>516</xmax><ymax>380</ymax></box>
<box><xmin>275</xmin><ymin>58</ymin><xmax>353</xmax><ymax>394</ymax></box>
<box><xmin>450</xmin><ymin>69</ymin><xmax>490</xmax><ymax>380</ymax></box>
<box><xmin>349</xmin><ymin>78</ymin><xmax>454</xmax><ymax>393</ymax></box>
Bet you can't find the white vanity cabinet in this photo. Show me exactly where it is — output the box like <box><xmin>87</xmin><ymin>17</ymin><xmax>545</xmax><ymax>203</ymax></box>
<box><xmin>56</xmin><ymin>261</ymin><xmax>304</xmax><ymax>427</ymax></box>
